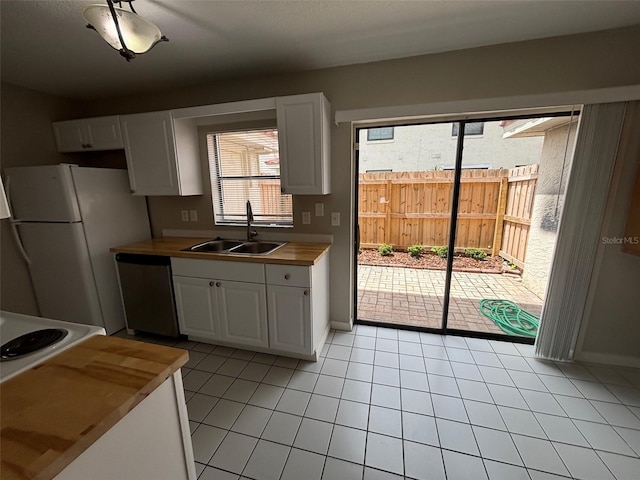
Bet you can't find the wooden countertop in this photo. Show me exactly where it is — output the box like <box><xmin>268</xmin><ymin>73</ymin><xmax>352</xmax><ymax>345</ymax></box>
<box><xmin>0</xmin><ymin>336</ymin><xmax>188</xmax><ymax>480</ymax></box>
<box><xmin>110</xmin><ymin>237</ymin><xmax>331</xmax><ymax>266</ymax></box>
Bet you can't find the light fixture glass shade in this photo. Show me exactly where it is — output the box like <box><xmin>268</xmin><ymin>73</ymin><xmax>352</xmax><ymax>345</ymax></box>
<box><xmin>0</xmin><ymin>177</ymin><xmax>11</xmax><ymax>219</ymax></box>
<box><xmin>83</xmin><ymin>4</ymin><xmax>162</xmax><ymax>54</ymax></box>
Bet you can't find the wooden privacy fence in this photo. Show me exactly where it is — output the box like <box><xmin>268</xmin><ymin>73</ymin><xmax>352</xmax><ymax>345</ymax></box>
<box><xmin>358</xmin><ymin>165</ymin><xmax>539</xmax><ymax>268</ymax></box>
<box><xmin>259</xmin><ymin>179</ymin><xmax>292</xmax><ymax>220</ymax></box>
<box><xmin>497</xmin><ymin>165</ymin><xmax>538</xmax><ymax>268</ymax></box>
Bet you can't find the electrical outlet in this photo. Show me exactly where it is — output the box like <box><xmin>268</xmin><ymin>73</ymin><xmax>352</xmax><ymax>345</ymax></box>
<box><xmin>189</xmin><ymin>210</ymin><xmax>198</xmax><ymax>222</ymax></box>
<box><xmin>302</xmin><ymin>211</ymin><xmax>311</xmax><ymax>224</ymax></box>
<box><xmin>315</xmin><ymin>203</ymin><xmax>324</xmax><ymax>217</ymax></box>
<box><xmin>181</xmin><ymin>210</ymin><xmax>189</xmax><ymax>222</ymax></box>
<box><xmin>331</xmin><ymin>212</ymin><xmax>340</xmax><ymax>226</ymax></box>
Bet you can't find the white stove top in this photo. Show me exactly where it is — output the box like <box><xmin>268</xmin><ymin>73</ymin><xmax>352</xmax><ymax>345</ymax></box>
<box><xmin>0</xmin><ymin>311</ymin><xmax>105</xmax><ymax>382</ymax></box>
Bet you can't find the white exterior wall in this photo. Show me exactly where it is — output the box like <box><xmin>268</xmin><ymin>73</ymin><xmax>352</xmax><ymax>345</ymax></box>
<box><xmin>522</xmin><ymin>122</ymin><xmax>578</xmax><ymax>298</ymax></box>
<box><xmin>359</xmin><ymin>121</ymin><xmax>544</xmax><ymax>172</ymax></box>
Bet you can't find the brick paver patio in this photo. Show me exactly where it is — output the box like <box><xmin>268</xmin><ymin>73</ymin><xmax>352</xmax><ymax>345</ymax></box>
<box><xmin>357</xmin><ymin>265</ymin><xmax>543</xmax><ymax>336</ymax></box>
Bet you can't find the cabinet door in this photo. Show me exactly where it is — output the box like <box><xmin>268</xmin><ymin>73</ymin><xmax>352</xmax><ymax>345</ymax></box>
<box><xmin>267</xmin><ymin>285</ymin><xmax>311</xmax><ymax>355</ymax></box>
<box><xmin>120</xmin><ymin>111</ymin><xmax>180</xmax><ymax>195</ymax></box>
<box><xmin>217</xmin><ymin>280</ymin><xmax>268</xmax><ymax>348</ymax></box>
<box><xmin>277</xmin><ymin>93</ymin><xmax>331</xmax><ymax>195</ymax></box>
<box><xmin>53</xmin><ymin>120</ymin><xmax>85</xmax><ymax>152</ymax></box>
<box><xmin>85</xmin><ymin>116</ymin><xmax>123</xmax><ymax>150</ymax></box>
<box><xmin>173</xmin><ymin>276</ymin><xmax>220</xmax><ymax>340</ymax></box>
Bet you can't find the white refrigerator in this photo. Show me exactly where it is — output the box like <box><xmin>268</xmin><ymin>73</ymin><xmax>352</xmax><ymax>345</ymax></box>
<box><xmin>4</xmin><ymin>164</ymin><xmax>151</xmax><ymax>334</ymax></box>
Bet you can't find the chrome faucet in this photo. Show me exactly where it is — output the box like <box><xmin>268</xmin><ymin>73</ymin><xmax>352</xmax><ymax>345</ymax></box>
<box><xmin>246</xmin><ymin>200</ymin><xmax>258</xmax><ymax>242</ymax></box>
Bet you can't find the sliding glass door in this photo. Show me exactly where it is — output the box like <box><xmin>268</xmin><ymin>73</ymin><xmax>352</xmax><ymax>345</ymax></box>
<box><xmin>356</xmin><ymin>123</ymin><xmax>454</xmax><ymax>330</ymax></box>
<box><xmin>355</xmin><ymin>110</ymin><xmax>580</xmax><ymax>343</ymax></box>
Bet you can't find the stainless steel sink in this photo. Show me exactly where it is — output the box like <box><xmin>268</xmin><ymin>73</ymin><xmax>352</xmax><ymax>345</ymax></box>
<box><xmin>228</xmin><ymin>241</ymin><xmax>286</xmax><ymax>255</ymax></box>
<box><xmin>183</xmin><ymin>240</ymin><xmax>286</xmax><ymax>255</ymax></box>
<box><xmin>183</xmin><ymin>240</ymin><xmax>244</xmax><ymax>253</ymax></box>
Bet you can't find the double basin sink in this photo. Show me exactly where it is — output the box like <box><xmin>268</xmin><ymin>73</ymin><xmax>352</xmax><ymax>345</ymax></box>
<box><xmin>183</xmin><ymin>239</ymin><xmax>286</xmax><ymax>256</ymax></box>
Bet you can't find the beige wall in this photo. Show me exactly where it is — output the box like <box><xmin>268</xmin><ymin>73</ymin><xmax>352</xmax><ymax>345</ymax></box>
<box><xmin>2</xmin><ymin>26</ymin><xmax>640</xmax><ymax>335</ymax></box>
<box><xmin>83</xmin><ymin>25</ymin><xmax>640</xmax><ymax>116</ymax></box>
<box><xmin>577</xmin><ymin>101</ymin><xmax>640</xmax><ymax>365</ymax></box>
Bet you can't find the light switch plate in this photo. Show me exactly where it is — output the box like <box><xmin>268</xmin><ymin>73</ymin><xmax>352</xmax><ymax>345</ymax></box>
<box><xmin>181</xmin><ymin>210</ymin><xmax>189</xmax><ymax>222</ymax></box>
<box><xmin>315</xmin><ymin>203</ymin><xmax>324</xmax><ymax>217</ymax></box>
<box><xmin>302</xmin><ymin>211</ymin><xmax>311</xmax><ymax>224</ymax></box>
<box><xmin>331</xmin><ymin>212</ymin><xmax>340</xmax><ymax>226</ymax></box>
<box><xmin>189</xmin><ymin>210</ymin><xmax>198</xmax><ymax>222</ymax></box>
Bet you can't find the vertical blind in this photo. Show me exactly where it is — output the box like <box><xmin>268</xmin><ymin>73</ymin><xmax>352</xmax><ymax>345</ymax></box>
<box><xmin>535</xmin><ymin>102</ymin><xmax>627</xmax><ymax>361</ymax></box>
<box><xmin>207</xmin><ymin>129</ymin><xmax>293</xmax><ymax>226</ymax></box>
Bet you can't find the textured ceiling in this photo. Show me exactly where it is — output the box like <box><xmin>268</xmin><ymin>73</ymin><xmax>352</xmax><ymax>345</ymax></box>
<box><xmin>2</xmin><ymin>0</ymin><xmax>640</xmax><ymax>100</ymax></box>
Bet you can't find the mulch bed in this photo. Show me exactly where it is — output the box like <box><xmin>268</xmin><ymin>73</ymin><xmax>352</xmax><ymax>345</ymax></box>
<box><xmin>358</xmin><ymin>249</ymin><xmax>508</xmax><ymax>274</ymax></box>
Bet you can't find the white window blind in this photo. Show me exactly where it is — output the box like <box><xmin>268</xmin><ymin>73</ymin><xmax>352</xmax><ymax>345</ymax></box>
<box><xmin>452</xmin><ymin>122</ymin><xmax>484</xmax><ymax>136</ymax></box>
<box><xmin>367</xmin><ymin>127</ymin><xmax>394</xmax><ymax>141</ymax></box>
<box><xmin>207</xmin><ymin>128</ymin><xmax>293</xmax><ymax>227</ymax></box>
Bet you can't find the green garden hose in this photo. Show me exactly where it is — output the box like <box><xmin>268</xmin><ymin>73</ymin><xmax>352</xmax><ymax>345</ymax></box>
<box><xmin>479</xmin><ymin>299</ymin><xmax>539</xmax><ymax>338</ymax></box>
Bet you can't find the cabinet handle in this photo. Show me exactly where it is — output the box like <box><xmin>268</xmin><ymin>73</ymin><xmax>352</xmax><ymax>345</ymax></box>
<box><xmin>304</xmin><ymin>290</ymin><xmax>309</xmax><ymax>296</ymax></box>
<box><xmin>216</xmin><ymin>282</ymin><xmax>221</xmax><ymax>287</ymax></box>
<box><xmin>284</xmin><ymin>274</ymin><xmax>290</xmax><ymax>280</ymax></box>
<box><xmin>209</xmin><ymin>281</ymin><xmax>214</xmax><ymax>286</ymax></box>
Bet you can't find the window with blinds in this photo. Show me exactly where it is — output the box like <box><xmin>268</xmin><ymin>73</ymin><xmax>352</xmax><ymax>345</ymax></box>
<box><xmin>367</xmin><ymin>127</ymin><xmax>394</xmax><ymax>141</ymax></box>
<box><xmin>452</xmin><ymin>121</ymin><xmax>484</xmax><ymax>136</ymax></box>
<box><xmin>207</xmin><ymin>128</ymin><xmax>293</xmax><ymax>227</ymax></box>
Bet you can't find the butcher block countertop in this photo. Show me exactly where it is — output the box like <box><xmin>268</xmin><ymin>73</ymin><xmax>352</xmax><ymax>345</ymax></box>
<box><xmin>0</xmin><ymin>336</ymin><xmax>188</xmax><ymax>480</ymax></box>
<box><xmin>110</xmin><ymin>237</ymin><xmax>331</xmax><ymax>266</ymax></box>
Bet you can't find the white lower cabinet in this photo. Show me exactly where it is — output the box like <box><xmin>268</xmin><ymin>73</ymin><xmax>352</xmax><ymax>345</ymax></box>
<box><xmin>264</xmin><ymin>257</ymin><xmax>329</xmax><ymax>358</ymax></box>
<box><xmin>217</xmin><ymin>280</ymin><xmax>268</xmax><ymax>348</ymax></box>
<box><xmin>267</xmin><ymin>285</ymin><xmax>311</xmax><ymax>355</ymax></box>
<box><xmin>171</xmin><ymin>259</ymin><xmax>268</xmax><ymax>348</ymax></box>
<box><xmin>173</xmin><ymin>276</ymin><xmax>219</xmax><ymax>339</ymax></box>
<box><xmin>171</xmin><ymin>256</ymin><xmax>329</xmax><ymax>358</ymax></box>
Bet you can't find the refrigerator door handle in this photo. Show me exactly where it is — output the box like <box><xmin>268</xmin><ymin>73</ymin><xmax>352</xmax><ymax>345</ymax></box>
<box><xmin>5</xmin><ymin>175</ymin><xmax>31</xmax><ymax>265</ymax></box>
<box><xmin>10</xmin><ymin>220</ymin><xmax>31</xmax><ymax>265</ymax></box>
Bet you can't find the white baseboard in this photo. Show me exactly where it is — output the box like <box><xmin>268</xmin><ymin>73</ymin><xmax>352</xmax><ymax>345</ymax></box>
<box><xmin>575</xmin><ymin>351</ymin><xmax>640</xmax><ymax>369</ymax></box>
<box><xmin>330</xmin><ymin>321</ymin><xmax>352</xmax><ymax>332</ymax></box>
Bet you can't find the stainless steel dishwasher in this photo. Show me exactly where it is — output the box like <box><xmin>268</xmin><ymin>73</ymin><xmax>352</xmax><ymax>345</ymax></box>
<box><xmin>115</xmin><ymin>253</ymin><xmax>180</xmax><ymax>337</ymax></box>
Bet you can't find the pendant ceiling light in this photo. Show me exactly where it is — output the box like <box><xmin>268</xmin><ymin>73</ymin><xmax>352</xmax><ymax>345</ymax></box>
<box><xmin>83</xmin><ymin>0</ymin><xmax>168</xmax><ymax>61</ymax></box>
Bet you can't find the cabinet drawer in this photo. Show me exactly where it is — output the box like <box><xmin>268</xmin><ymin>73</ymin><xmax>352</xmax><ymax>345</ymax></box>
<box><xmin>265</xmin><ymin>264</ymin><xmax>310</xmax><ymax>288</ymax></box>
<box><xmin>171</xmin><ymin>258</ymin><xmax>265</xmax><ymax>283</ymax></box>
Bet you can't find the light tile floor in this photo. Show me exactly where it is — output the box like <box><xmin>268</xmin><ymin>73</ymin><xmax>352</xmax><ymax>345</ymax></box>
<box><xmin>117</xmin><ymin>327</ymin><xmax>640</xmax><ymax>480</ymax></box>
<box><xmin>358</xmin><ymin>265</ymin><xmax>543</xmax><ymax>334</ymax></box>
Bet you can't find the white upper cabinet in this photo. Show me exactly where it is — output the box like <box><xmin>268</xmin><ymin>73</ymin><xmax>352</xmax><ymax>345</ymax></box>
<box><xmin>54</xmin><ymin>93</ymin><xmax>330</xmax><ymax>196</ymax></box>
<box><xmin>53</xmin><ymin>116</ymin><xmax>123</xmax><ymax>152</ymax></box>
<box><xmin>277</xmin><ymin>93</ymin><xmax>331</xmax><ymax>195</ymax></box>
<box><xmin>120</xmin><ymin>111</ymin><xmax>203</xmax><ymax>196</ymax></box>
